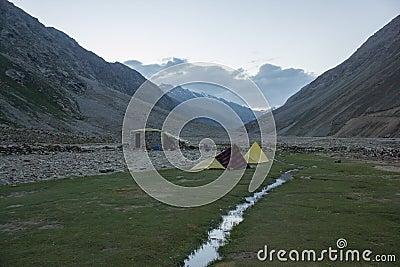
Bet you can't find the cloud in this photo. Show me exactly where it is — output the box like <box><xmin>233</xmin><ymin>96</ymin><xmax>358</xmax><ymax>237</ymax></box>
<box><xmin>250</xmin><ymin>63</ymin><xmax>315</xmax><ymax>107</ymax></box>
<box><xmin>123</xmin><ymin>58</ymin><xmax>315</xmax><ymax>108</ymax></box>
<box><xmin>124</xmin><ymin>57</ymin><xmax>187</xmax><ymax>78</ymax></box>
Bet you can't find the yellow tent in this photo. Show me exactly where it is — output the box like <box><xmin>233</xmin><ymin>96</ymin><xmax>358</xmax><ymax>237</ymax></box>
<box><xmin>244</xmin><ymin>142</ymin><xmax>269</xmax><ymax>164</ymax></box>
<box><xmin>190</xmin><ymin>157</ymin><xmax>225</xmax><ymax>171</ymax></box>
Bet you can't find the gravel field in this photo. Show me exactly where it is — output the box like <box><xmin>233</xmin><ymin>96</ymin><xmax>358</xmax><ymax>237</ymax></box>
<box><xmin>1</xmin><ymin>137</ymin><xmax>399</xmax><ymax>185</ymax></box>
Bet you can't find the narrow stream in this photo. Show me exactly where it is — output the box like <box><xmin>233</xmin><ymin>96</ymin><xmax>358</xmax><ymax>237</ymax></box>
<box><xmin>183</xmin><ymin>171</ymin><xmax>295</xmax><ymax>267</ymax></box>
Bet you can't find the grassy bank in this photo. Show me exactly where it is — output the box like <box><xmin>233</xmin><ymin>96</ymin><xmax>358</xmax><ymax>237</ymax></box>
<box><xmin>215</xmin><ymin>153</ymin><xmax>400</xmax><ymax>266</ymax></box>
<box><xmin>0</xmin><ymin>160</ymin><xmax>290</xmax><ymax>266</ymax></box>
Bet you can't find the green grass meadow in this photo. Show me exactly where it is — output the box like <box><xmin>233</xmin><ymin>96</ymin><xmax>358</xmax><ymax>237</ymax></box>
<box><xmin>0</xmin><ymin>159</ymin><xmax>290</xmax><ymax>266</ymax></box>
<box><xmin>1</xmin><ymin>153</ymin><xmax>399</xmax><ymax>266</ymax></box>
<box><xmin>215</xmin><ymin>153</ymin><xmax>400</xmax><ymax>266</ymax></box>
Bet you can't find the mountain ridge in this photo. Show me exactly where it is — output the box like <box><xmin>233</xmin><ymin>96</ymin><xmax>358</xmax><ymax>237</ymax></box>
<box><xmin>0</xmin><ymin>0</ymin><xmax>177</xmax><ymax>138</ymax></box>
<box><xmin>247</xmin><ymin>15</ymin><xmax>400</xmax><ymax>138</ymax></box>
<box><xmin>162</xmin><ymin>85</ymin><xmax>262</xmax><ymax>125</ymax></box>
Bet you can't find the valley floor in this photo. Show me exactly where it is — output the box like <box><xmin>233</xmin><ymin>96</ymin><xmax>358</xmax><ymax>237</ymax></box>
<box><xmin>0</xmin><ymin>153</ymin><xmax>399</xmax><ymax>266</ymax></box>
<box><xmin>1</xmin><ymin>136</ymin><xmax>398</xmax><ymax>185</ymax></box>
<box><xmin>214</xmin><ymin>153</ymin><xmax>400</xmax><ymax>266</ymax></box>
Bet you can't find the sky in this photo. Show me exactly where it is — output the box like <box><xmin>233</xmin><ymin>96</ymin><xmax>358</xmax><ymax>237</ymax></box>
<box><xmin>8</xmin><ymin>0</ymin><xmax>399</xmax><ymax>107</ymax></box>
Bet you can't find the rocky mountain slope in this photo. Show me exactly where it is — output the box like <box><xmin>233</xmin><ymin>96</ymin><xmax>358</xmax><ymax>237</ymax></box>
<box><xmin>248</xmin><ymin>15</ymin><xmax>400</xmax><ymax>138</ymax></box>
<box><xmin>0</xmin><ymin>0</ymin><xmax>176</xmax><ymax>139</ymax></box>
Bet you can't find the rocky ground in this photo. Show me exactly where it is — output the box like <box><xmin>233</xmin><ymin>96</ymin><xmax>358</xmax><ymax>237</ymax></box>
<box><xmin>0</xmin><ymin>144</ymin><xmax>207</xmax><ymax>185</ymax></box>
<box><xmin>0</xmin><ymin>144</ymin><xmax>124</xmax><ymax>185</ymax></box>
<box><xmin>277</xmin><ymin>136</ymin><xmax>400</xmax><ymax>160</ymax></box>
<box><xmin>0</xmin><ymin>126</ymin><xmax>117</xmax><ymax>145</ymax></box>
<box><xmin>1</xmin><ymin>136</ymin><xmax>399</xmax><ymax>186</ymax></box>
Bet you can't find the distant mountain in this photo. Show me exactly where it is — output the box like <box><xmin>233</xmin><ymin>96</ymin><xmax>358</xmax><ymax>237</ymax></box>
<box><xmin>161</xmin><ymin>85</ymin><xmax>260</xmax><ymax>125</ymax></box>
<box><xmin>0</xmin><ymin>0</ymin><xmax>176</xmax><ymax>138</ymax></box>
<box><xmin>247</xmin><ymin>15</ymin><xmax>400</xmax><ymax>138</ymax></box>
